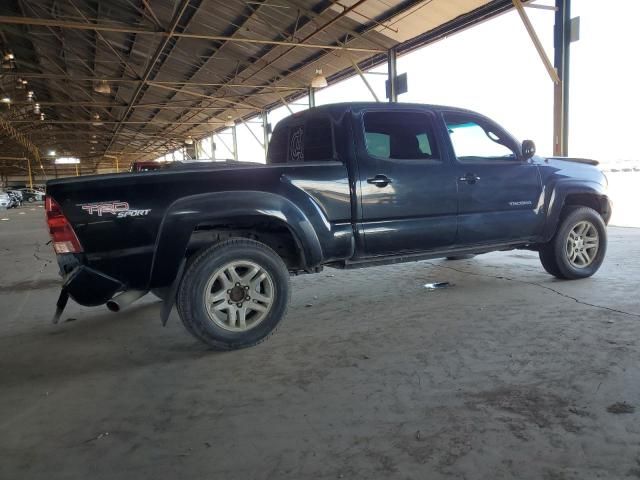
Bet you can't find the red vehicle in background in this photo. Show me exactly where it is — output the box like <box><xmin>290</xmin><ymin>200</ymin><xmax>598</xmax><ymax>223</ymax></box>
<box><xmin>129</xmin><ymin>161</ymin><xmax>166</xmax><ymax>173</ymax></box>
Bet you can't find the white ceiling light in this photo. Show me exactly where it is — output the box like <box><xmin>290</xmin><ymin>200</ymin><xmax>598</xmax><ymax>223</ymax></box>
<box><xmin>1</xmin><ymin>97</ymin><xmax>10</xmax><ymax>104</ymax></box>
<box><xmin>33</xmin><ymin>103</ymin><xmax>40</xmax><ymax>114</ymax></box>
<box><xmin>94</xmin><ymin>80</ymin><xmax>111</xmax><ymax>95</ymax></box>
<box><xmin>224</xmin><ymin>116</ymin><xmax>235</xmax><ymax>128</ymax></box>
<box><xmin>184</xmin><ymin>136</ymin><xmax>194</xmax><ymax>145</ymax></box>
<box><xmin>4</xmin><ymin>52</ymin><xmax>14</xmax><ymax>61</ymax></box>
<box><xmin>92</xmin><ymin>113</ymin><xmax>103</xmax><ymax>126</ymax></box>
<box><xmin>48</xmin><ymin>150</ymin><xmax>56</xmax><ymax>156</ymax></box>
<box><xmin>40</xmin><ymin>113</ymin><xmax>45</xmax><ymax>120</ymax></box>
<box><xmin>55</xmin><ymin>157</ymin><xmax>80</xmax><ymax>164</ymax></box>
<box><xmin>27</xmin><ymin>90</ymin><xmax>34</xmax><ymax>100</ymax></box>
<box><xmin>311</xmin><ymin>69</ymin><xmax>328</xmax><ymax>88</ymax></box>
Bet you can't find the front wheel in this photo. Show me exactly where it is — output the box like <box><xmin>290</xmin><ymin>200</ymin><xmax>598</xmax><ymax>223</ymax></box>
<box><xmin>176</xmin><ymin>238</ymin><xmax>290</xmax><ymax>350</ymax></box>
<box><xmin>539</xmin><ymin>206</ymin><xmax>607</xmax><ymax>279</ymax></box>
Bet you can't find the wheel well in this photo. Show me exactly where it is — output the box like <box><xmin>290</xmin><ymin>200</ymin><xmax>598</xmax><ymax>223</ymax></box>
<box><xmin>186</xmin><ymin>216</ymin><xmax>304</xmax><ymax>271</ymax></box>
<box><xmin>563</xmin><ymin>194</ymin><xmax>607</xmax><ymax>217</ymax></box>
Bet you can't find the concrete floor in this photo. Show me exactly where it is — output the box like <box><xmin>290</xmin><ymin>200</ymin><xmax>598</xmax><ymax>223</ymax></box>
<box><xmin>1</xmin><ymin>206</ymin><xmax>640</xmax><ymax>480</ymax></box>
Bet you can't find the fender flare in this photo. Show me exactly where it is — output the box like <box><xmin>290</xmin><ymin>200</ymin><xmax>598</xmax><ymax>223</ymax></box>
<box><xmin>542</xmin><ymin>180</ymin><xmax>610</xmax><ymax>241</ymax></box>
<box><xmin>149</xmin><ymin>190</ymin><xmax>324</xmax><ymax>287</ymax></box>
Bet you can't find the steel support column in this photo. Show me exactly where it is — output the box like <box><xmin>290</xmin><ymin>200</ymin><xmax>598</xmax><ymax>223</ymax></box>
<box><xmin>387</xmin><ymin>47</ymin><xmax>398</xmax><ymax>102</ymax></box>
<box><xmin>553</xmin><ymin>0</ymin><xmax>571</xmax><ymax>156</ymax></box>
<box><xmin>262</xmin><ymin>112</ymin><xmax>270</xmax><ymax>162</ymax></box>
<box><xmin>348</xmin><ymin>56</ymin><xmax>380</xmax><ymax>102</ymax></box>
<box><xmin>26</xmin><ymin>156</ymin><xmax>33</xmax><ymax>188</ymax></box>
<box><xmin>231</xmin><ymin>125</ymin><xmax>238</xmax><ymax>161</ymax></box>
<box><xmin>308</xmin><ymin>87</ymin><xmax>316</xmax><ymax>108</ymax></box>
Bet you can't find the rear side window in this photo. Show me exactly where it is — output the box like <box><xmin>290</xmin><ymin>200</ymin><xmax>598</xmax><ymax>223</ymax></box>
<box><xmin>363</xmin><ymin>111</ymin><xmax>439</xmax><ymax>160</ymax></box>
<box><xmin>304</xmin><ymin>118</ymin><xmax>334</xmax><ymax>161</ymax></box>
<box><xmin>268</xmin><ymin>124</ymin><xmax>288</xmax><ymax>163</ymax></box>
<box><xmin>268</xmin><ymin>117</ymin><xmax>335</xmax><ymax>164</ymax></box>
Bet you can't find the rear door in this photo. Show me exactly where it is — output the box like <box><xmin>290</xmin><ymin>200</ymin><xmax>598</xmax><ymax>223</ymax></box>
<box><xmin>354</xmin><ymin>108</ymin><xmax>458</xmax><ymax>256</ymax></box>
<box><xmin>442</xmin><ymin>111</ymin><xmax>543</xmax><ymax>244</ymax></box>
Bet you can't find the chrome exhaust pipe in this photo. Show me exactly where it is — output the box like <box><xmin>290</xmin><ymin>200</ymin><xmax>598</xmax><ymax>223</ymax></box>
<box><xmin>106</xmin><ymin>289</ymin><xmax>148</xmax><ymax>312</ymax></box>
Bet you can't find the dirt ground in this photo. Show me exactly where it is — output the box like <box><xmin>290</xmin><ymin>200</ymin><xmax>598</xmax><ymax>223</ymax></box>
<box><xmin>1</xmin><ymin>206</ymin><xmax>640</xmax><ymax>480</ymax></box>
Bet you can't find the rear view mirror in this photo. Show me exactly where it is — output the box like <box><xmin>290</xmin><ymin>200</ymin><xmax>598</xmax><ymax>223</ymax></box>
<box><xmin>522</xmin><ymin>139</ymin><xmax>536</xmax><ymax>160</ymax></box>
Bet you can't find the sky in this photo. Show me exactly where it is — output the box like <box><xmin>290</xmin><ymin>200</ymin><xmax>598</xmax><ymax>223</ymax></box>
<box><xmin>163</xmin><ymin>0</ymin><xmax>640</xmax><ymax>167</ymax></box>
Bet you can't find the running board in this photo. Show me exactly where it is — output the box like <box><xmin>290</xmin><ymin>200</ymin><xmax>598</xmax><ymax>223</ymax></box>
<box><xmin>334</xmin><ymin>242</ymin><xmax>530</xmax><ymax>270</ymax></box>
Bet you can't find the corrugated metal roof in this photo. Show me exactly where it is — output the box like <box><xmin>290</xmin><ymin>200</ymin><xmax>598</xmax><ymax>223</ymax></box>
<box><xmin>0</xmin><ymin>0</ymin><xmax>513</xmax><ymax>175</ymax></box>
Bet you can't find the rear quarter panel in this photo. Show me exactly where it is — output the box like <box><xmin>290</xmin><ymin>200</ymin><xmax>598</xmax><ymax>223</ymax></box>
<box><xmin>47</xmin><ymin>162</ymin><xmax>353</xmax><ymax>289</ymax></box>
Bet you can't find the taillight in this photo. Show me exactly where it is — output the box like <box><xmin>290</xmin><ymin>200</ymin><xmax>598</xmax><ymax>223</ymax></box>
<box><xmin>45</xmin><ymin>196</ymin><xmax>83</xmax><ymax>254</ymax></box>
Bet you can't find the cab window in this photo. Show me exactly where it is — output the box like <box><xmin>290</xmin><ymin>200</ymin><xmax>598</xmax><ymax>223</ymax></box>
<box><xmin>363</xmin><ymin>111</ymin><xmax>439</xmax><ymax>161</ymax></box>
<box><xmin>444</xmin><ymin>112</ymin><xmax>518</xmax><ymax>162</ymax></box>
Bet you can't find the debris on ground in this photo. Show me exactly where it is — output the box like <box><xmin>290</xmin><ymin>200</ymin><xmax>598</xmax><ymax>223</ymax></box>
<box><xmin>84</xmin><ymin>432</ymin><xmax>110</xmax><ymax>443</ymax></box>
<box><xmin>424</xmin><ymin>282</ymin><xmax>452</xmax><ymax>290</ymax></box>
<box><xmin>607</xmin><ymin>402</ymin><xmax>635</xmax><ymax>414</ymax></box>
<box><xmin>568</xmin><ymin>406</ymin><xmax>590</xmax><ymax>417</ymax></box>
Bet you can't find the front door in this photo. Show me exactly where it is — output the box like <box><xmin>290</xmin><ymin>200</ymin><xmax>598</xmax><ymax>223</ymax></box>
<box><xmin>355</xmin><ymin>108</ymin><xmax>458</xmax><ymax>256</ymax></box>
<box><xmin>442</xmin><ymin>111</ymin><xmax>543</xmax><ymax>245</ymax></box>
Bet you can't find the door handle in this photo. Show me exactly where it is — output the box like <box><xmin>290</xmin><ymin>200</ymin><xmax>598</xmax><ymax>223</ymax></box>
<box><xmin>459</xmin><ymin>173</ymin><xmax>481</xmax><ymax>184</ymax></box>
<box><xmin>367</xmin><ymin>174</ymin><xmax>391</xmax><ymax>188</ymax></box>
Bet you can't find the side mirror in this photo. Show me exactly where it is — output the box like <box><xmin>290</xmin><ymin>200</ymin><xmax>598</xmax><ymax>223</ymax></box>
<box><xmin>522</xmin><ymin>139</ymin><xmax>536</xmax><ymax>160</ymax></box>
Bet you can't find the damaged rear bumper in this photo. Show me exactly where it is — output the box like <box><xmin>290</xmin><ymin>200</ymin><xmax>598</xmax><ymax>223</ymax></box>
<box><xmin>57</xmin><ymin>253</ymin><xmax>123</xmax><ymax>306</ymax></box>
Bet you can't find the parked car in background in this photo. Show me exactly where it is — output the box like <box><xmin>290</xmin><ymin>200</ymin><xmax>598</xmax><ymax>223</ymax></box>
<box><xmin>19</xmin><ymin>188</ymin><xmax>45</xmax><ymax>202</ymax></box>
<box><xmin>0</xmin><ymin>191</ymin><xmax>12</xmax><ymax>209</ymax></box>
<box><xmin>130</xmin><ymin>161</ymin><xmax>167</xmax><ymax>172</ymax></box>
<box><xmin>7</xmin><ymin>189</ymin><xmax>23</xmax><ymax>206</ymax></box>
<box><xmin>0</xmin><ymin>190</ymin><xmax>20</xmax><ymax>208</ymax></box>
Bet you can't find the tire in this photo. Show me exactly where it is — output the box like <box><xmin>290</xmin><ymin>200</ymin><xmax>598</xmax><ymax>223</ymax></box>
<box><xmin>446</xmin><ymin>254</ymin><xmax>476</xmax><ymax>261</ymax></box>
<box><xmin>176</xmin><ymin>238</ymin><xmax>290</xmax><ymax>350</ymax></box>
<box><xmin>538</xmin><ymin>206</ymin><xmax>607</xmax><ymax>279</ymax></box>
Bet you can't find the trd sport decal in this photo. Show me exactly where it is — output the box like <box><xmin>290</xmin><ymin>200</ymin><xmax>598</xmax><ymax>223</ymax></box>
<box><xmin>79</xmin><ymin>201</ymin><xmax>151</xmax><ymax>218</ymax></box>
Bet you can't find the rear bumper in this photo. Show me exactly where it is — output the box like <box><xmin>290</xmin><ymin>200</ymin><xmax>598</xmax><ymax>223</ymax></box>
<box><xmin>57</xmin><ymin>254</ymin><xmax>123</xmax><ymax>306</ymax></box>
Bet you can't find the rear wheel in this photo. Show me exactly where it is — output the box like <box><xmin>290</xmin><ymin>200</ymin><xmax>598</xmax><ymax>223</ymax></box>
<box><xmin>539</xmin><ymin>206</ymin><xmax>607</xmax><ymax>279</ymax></box>
<box><xmin>176</xmin><ymin>238</ymin><xmax>290</xmax><ymax>350</ymax></box>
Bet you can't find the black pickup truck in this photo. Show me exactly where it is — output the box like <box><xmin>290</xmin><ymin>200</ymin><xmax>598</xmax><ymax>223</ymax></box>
<box><xmin>46</xmin><ymin>103</ymin><xmax>611</xmax><ymax>350</ymax></box>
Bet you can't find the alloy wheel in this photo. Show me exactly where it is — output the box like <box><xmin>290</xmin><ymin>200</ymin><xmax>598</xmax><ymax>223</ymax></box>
<box><xmin>203</xmin><ymin>260</ymin><xmax>275</xmax><ymax>332</ymax></box>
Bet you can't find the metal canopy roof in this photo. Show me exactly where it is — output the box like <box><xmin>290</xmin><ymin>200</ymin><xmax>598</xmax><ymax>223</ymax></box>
<box><xmin>0</xmin><ymin>0</ymin><xmax>514</xmax><ymax>176</ymax></box>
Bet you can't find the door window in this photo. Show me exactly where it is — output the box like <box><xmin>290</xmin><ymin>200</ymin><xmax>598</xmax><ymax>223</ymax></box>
<box><xmin>363</xmin><ymin>111</ymin><xmax>439</xmax><ymax>161</ymax></box>
<box><xmin>444</xmin><ymin>112</ymin><xmax>518</xmax><ymax>162</ymax></box>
